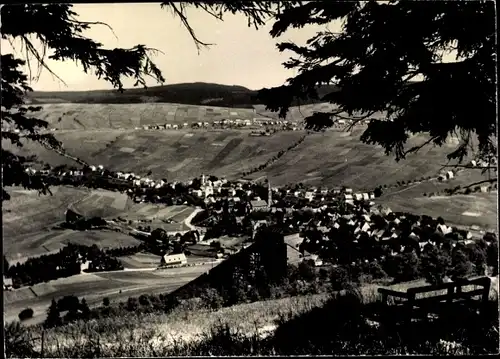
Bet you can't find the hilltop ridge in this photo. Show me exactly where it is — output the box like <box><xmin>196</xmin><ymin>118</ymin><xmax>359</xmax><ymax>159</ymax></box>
<box><xmin>28</xmin><ymin>82</ymin><xmax>340</xmax><ymax>107</ymax></box>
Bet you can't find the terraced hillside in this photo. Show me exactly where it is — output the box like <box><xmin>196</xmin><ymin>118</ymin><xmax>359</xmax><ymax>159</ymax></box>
<box><xmin>5</xmin><ymin>127</ymin><xmax>477</xmax><ymax>190</ymax></box>
<box><xmin>2</xmin><ymin>187</ymin><xmax>197</xmax><ymax>263</ymax></box>
<box><xmin>31</xmin><ymin>103</ymin><xmax>257</xmax><ymax>130</ymax></box>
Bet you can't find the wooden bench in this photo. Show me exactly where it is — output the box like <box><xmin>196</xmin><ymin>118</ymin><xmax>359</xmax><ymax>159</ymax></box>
<box><xmin>377</xmin><ymin>277</ymin><xmax>492</xmax><ymax>323</ymax></box>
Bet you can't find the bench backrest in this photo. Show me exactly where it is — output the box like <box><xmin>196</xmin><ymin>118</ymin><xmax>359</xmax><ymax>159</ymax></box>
<box><xmin>378</xmin><ymin>277</ymin><xmax>491</xmax><ymax>305</ymax></box>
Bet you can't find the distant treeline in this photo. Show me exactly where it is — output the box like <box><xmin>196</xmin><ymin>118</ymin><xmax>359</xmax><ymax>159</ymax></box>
<box><xmin>4</xmin><ymin>243</ymin><xmax>129</xmax><ymax>288</ymax></box>
<box><xmin>29</xmin><ymin>83</ymin><xmax>339</xmax><ymax>107</ymax></box>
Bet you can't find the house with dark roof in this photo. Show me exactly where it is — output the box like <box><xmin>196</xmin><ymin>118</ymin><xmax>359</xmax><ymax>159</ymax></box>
<box><xmin>250</xmin><ymin>199</ymin><xmax>268</xmax><ymax>212</ymax></box>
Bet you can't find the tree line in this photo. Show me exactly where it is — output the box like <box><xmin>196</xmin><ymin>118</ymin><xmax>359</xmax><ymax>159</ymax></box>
<box><xmin>241</xmin><ymin>135</ymin><xmax>306</xmax><ymax>177</ymax></box>
<box><xmin>5</xmin><ymin>243</ymin><xmax>126</xmax><ymax>288</ymax></box>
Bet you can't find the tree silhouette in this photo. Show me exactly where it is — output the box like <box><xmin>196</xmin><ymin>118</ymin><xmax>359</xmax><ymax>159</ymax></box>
<box><xmin>258</xmin><ymin>1</ymin><xmax>496</xmax><ymax>168</ymax></box>
<box><xmin>44</xmin><ymin>299</ymin><xmax>61</xmax><ymax>328</ymax></box>
<box><xmin>1</xmin><ymin>3</ymin><xmax>286</xmax><ymax>200</ymax></box>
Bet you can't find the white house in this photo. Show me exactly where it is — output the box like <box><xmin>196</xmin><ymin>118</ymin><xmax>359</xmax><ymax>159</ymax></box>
<box><xmin>160</xmin><ymin>253</ymin><xmax>187</xmax><ymax>267</ymax></box>
<box><xmin>436</xmin><ymin>224</ymin><xmax>453</xmax><ymax>235</ymax></box>
<box><xmin>173</xmin><ymin>124</ymin><xmax>179</xmax><ymax>129</ymax></box>
<box><xmin>344</xmin><ymin>194</ymin><xmax>353</xmax><ymax>201</ymax></box>
<box><xmin>80</xmin><ymin>260</ymin><xmax>91</xmax><ymax>273</ymax></box>
<box><xmin>354</xmin><ymin>193</ymin><xmax>363</xmax><ymax>201</ymax></box>
<box><xmin>446</xmin><ymin>171</ymin><xmax>454</xmax><ymax>180</ymax></box>
<box><xmin>345</xmin><ymin>188</ymin><xmax>353</xmax><ymax>194</ymax></box>
<box><xmin>183</xmin><ymin>122</ymin><xmax>189</xmax><ymax>127</ymax></box>
<box><xmin>480</xmin><ymin>185</ymin><xmax>489</xmax><ymax>193</ymax></box>
<box><xmin>204</xmin><ymin>187</ymin><xmax>214</xmax><ymax>197</ymax></box>
<box><xmin>362</xmin><ymin>193</ymin><xmax>370</xmax><ymax>201</ymax></box>
<box><xmin>166</xmin><ymin>124</ymin><xmax>172</xmax><ymax>129</ymax></box>
<box><xmin>3</xmin><ymin>277</ymin><xmax>13</xmax><ymax>291</ymax></box>
<box><xmin>90</xmin><ymin>165</ymin><xmax>97</xmax><ymax>171</ymax></box>
<box><xmin>470</xmin><ymin>160</ymin><xmax>477</xmax><ymax>167</ymax></box>
<box><xmin>305</xmin><ymin>192</ymin><xmax>315</xmax><ymax>201</ymax></box>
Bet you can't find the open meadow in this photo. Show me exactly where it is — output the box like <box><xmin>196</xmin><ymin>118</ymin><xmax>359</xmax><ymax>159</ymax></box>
<box><xmin>4</xmin><ymin>262</ymin><xmax>216</xmax><ymax>326</ymax></box>
<box><xmin>376</xmin><ymin>169</ymin><xmax>498</xmax><ymax>229</ymax></box>
<box><xmin>2</xmin><ymin>186</ymin><xmax>90</xmax><ymax>238</ymax></box>
<box><xmin>376</xmin><ymin>192</ymin><xmax>498</xmax><ymax>230</ymax></box>
<box><xmin>2</xmin><ymin>187</ymin><xmax>197</xmax><ymax>264</ymax></box>
<box><xmin>24</xmin><ymin>274</ymin><xmax>499</xmax><ymax>355</ymax></box>
<box><xmin>31</xmin><ymin>103</ymin><xmax>257</xmax><ymax>130</ymax></box>
<box><xmin>5</xmin><ymin>127</ymin><xmax>481</xmax><ymax>190</ymax></box>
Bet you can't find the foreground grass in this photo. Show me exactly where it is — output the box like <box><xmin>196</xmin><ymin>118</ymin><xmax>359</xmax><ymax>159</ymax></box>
<box><xmin>23</xmin><ymin>293</ymin><xmax>328</xmax><ymax>355</ymax></box>
<box><xmin>7</xmin><ymin>279</ymin><xmax>498</xmax><ymax>357</ymax></box>
<box><xmin>7</xmin><ymin>290</ymin><xmax>498</xmax><ymax>357</ymax></box>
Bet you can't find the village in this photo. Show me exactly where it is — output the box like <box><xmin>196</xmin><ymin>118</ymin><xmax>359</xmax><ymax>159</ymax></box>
<box><xmin>5</xmin><ymin>156</ymin><xmax>497</xmax><ymax>296</ymax></box>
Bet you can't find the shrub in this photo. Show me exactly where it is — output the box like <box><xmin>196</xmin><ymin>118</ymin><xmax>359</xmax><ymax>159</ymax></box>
<box><xmin>127</xmin><ymin>297</ymin><xmax>139</xmax><ymax>311</ymax></box>
<box><xmin>18</xmin><ymin>308</ymin><xmax>34</xmax><ymax>321</ymax></box>
<box><xmin>329</xmin><ymin>266</ymin><xmax>352</xmax><ymax>292</ymax></box>
<box><xmin>200</xmin><ymin>287</ymin><xmax>224</xmax><ymax>310</ymax></box>
<box><xmin>449</xmin><ymin>250</ymin><xmax>473</xmax><ymax>281</ymax></box>
<box><xmin>4</xmin><ymin>322</ymin><xmax>36</xmax><ymax>358</ymax></box>
<box><xmin>57</xmin><ymin>295</ymin><xmax>80</xmax><ymax>312</ymax></box>
<box><xmin>393</xmin><ymin>252</ymin><xmax>421</xmax><ymax>283</ymax></box>
<box><xmin>420</xmin><ymin>247</ymin><xmax>452</xmax><ymax>285</ymax></box>
<box><xmin>139</xmin><ymin>294</ymin><xmax>150</xmax><ymax>307</ymax></box>
<box><xmin>298</xmin><ymin>260</ymin><xmax>316</xmax><ymax>282</ymax></box>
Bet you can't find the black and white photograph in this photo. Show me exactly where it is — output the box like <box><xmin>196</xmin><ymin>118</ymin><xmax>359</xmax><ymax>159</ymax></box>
<box><xmin>2</xmin><ymin>1</ymin><xmax>498</xmax><ymax>356</ymax></box>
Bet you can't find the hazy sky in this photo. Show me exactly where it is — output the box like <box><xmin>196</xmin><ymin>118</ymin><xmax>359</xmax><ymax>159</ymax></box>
<box><xmin>1</xmin><ymin>3</ymin><xmax>335</xmax><ymax>92</ymax></box>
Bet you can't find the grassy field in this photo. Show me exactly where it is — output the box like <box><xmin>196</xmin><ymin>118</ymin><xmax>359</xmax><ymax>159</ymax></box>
<box><xmin>4</xmin><ymin>263</ymin><xmax>215</xmax><ymax>326</ymax></box>
<box><xmin>118</xmin><ymin>253</ymin><xmax>163</xmax><ymax>269</ymax></box>
<box><xmin>4</xmin><ymin>229</ymin><xmax>142</xmax><ymax>266</ymax></box>
<box><xmin>376</xmin><ymin>169</ymin><xmax>498</xmax><ymax>229</ymax></box>
<box><xmin>71</xmin><ymin>189</ymin><xmax>132</xmax><ymax>218</ymax></box>
<box><xmin>2</xmin><ymin>187</ymin><xmax>197</xmax><ymax>264</ymax></box>
<box><xmin>5</xmin><ymin>128</ymin><xmax>481</xmax><ymax>190</ymax></box>
<box><xmin>22</xmin><ymin>274</ymin><xmax>499</xmax><ymax>355</ymax></box>
<box><xmin>376</xmin><ymin>192</ymin><xmax>498</xmax><ymax>230</ymax></box>
<box><xmin>2</xmin><ymin>186</ymin><xmax>90</xmax><ymax>238</ymax></box>
<box><xmin>31</xmin><ymin>103</ymin><xmax>257</xmax><ymax>130</ymax></box>
<box><xmin>254</xmin><ymin>102</ymin><xmax>386</xmax><ymax>123</ymax></box>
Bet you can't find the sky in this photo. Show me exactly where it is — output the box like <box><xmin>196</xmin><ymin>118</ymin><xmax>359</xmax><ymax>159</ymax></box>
<box><xmin>1</xmin><ymin>3</ymin><xmax>336</xmax><ymax>92</ymax></box>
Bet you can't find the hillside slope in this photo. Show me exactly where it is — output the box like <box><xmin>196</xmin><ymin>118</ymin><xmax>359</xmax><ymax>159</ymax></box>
<box><xmin>5</xmin><ymin>128</ymin><xmax>472</xmax><ymax>190</ymax></box>
<box><xmin>28</xmin><ymin>82</ymin><xmax>340</xmax><ymax>108</ymax></box>
<box><xmin>29</xmin><ymin>103</ymin><xmax>257</xmax><ymax>130</ymax></box>
<box><xmin>29</xmin><ymin>82</ymin><xmax>257</xmax><ymax>108</ymax></box>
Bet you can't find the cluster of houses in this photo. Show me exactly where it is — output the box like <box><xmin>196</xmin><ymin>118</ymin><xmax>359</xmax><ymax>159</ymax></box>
<box><xmin>130</xmin><ymin>118</ymin><xmax>303</xmax><ymax>131</ymax></box>
<box><xmin>277</xmin><ymin>201</ymin><xmax>493</xmax><ymax>268</ymax></box>
<box><xmin>136</xmin><ymin>121</ymin><xmax>213</xmax><ymax>131</ymax></box>
<box><xmin>469</xmin><ymin>158</ymin><xmax>497</xmax><ymax>168</ymax></box>
<box><xmin>277</xmin><ymin>186</ymin><xmax>376</xmax><ymax>205</ymax></box>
